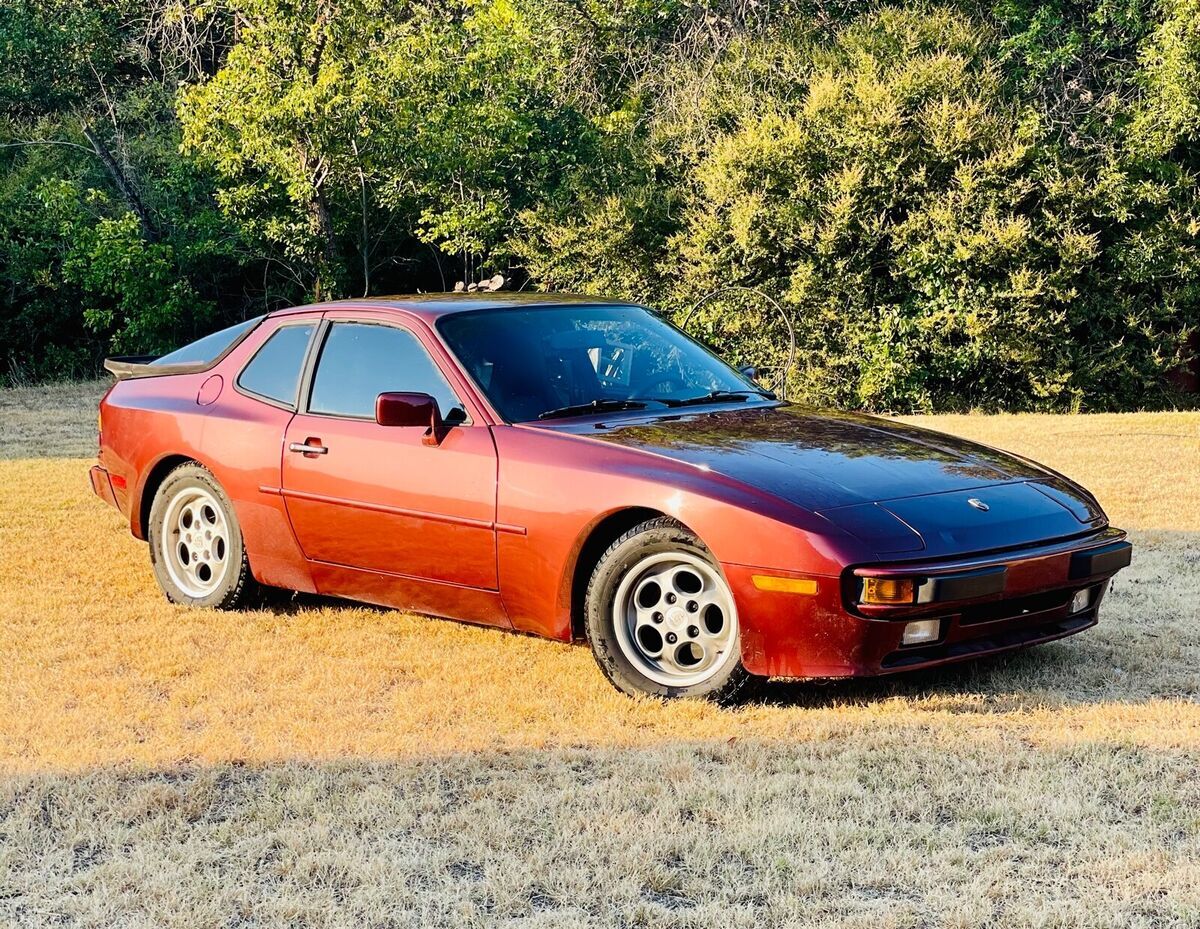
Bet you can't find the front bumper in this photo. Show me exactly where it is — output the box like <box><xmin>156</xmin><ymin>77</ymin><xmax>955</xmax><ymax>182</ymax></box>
<box><xmin>728</xmin><ymin>530</ymin><xmax>1132</xmax><ymax>679</ymax></box>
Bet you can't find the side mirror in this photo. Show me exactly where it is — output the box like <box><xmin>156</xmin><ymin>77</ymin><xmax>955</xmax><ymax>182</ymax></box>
<box><xmin>739</xmin><ymin>365</ymin><xmax>759</xmax><ymax>383</ymax></box>
<box><xmin>375</xmin><ymin>391</ymin><xmax>448</xmax><ymax>446</ymax></box>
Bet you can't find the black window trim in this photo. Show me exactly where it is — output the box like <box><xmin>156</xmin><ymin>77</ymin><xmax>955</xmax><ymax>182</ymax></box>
<box><xmin>234</xmin><ymin>318</ymin><xmax>322</xmax><ymax>411</ymax></box>
<box><xmin>299</xmin><ymin>317</ymin><xmax>472</xmax><ymax>426</ymax></box>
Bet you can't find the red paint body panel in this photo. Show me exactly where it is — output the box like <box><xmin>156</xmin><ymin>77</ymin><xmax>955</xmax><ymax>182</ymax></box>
<box><xmin>490</xmin><ymin>423</ymin><xmax>857</xmax><ymax>641</ymax></box>
<box><xmin>307</xmin><ymin>561</ymin><xmax>508</xmax><ymax>626</ymax></box>
<box><xmin>724</xmin><ymin>530</ymin><xmax>1123</xmax><ymax>677</ymax></box>
<box><xmin>280</xmin><ymin>413</ymin><xmax>501</xmax><ymax>591</ymax></box>
<box><xmin>92</xmin><ymin>295</ymin><xmax>1133</xmax><ymax>681</ymax></box>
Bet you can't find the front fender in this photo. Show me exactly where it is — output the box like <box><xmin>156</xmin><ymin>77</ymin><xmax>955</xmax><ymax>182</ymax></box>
<box><xmin>490</xmin><ymin>425</ymin><xmax>866</xmax><ymax>641</ymax></box>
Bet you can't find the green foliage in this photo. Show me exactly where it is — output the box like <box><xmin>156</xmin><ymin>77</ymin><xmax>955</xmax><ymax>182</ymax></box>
<box><xmin>1132</xmin><ymin>0</ymin><xmax>1200</xmax><ymax>156</ymax></box>
<box><xmin>177</xmin><ymin>0</ymin><xmax>391</xmax><ymax>299</ymax></box>
<box><xmin>1</xmin><ymin>0</ymin><xmax>1198</xmax><ymax>407</ymax></box>
<box><xmin>669</xmin><ymin>9</ymin><xmax>1197</xmax><ymax>410</ymax></box>
<box><xmin>375</xmin><ymin>0</ymin><xmax>599</xmax><ymax>264</ymax></box>
<box><xmin>514</xmin><ymin>187</ymin><xmax>678</xmax><ymax>304</ymax></box>
<box><xmin>0</xmin><ymin>0</ymin><xmax>246</xmax><ymax>380</ymax></box>
<box><xmin>178</xmin><ymin>0</ymin><xmax>601</xmax><ymax>297</ymax></box>
<box><xmin>0</xmin><ymin>0</ymin><xmax>131</xmax><ymax>117</ymax></box>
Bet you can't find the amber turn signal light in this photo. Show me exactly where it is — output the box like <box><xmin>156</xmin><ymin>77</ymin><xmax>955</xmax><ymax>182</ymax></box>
<box><xmin>860</xmin><ymin>576</ymin><xmax>916</xmax><ymax>605</ymax></box>
<box><xmin>752</xmin><ymin>575</ymin><xmax>819</xmax><ymax>595</ymax></box>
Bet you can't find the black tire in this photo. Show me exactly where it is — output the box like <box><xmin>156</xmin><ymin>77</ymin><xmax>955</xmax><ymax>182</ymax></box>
<box><xmin>147</xmin><ymin>462</ymin><xmax>257</xmax><ymax>609</ymax></box>
<box><xmin>584</xmin><ymin>517</ymin><xmax>753</xmax><ymax>701</ymax></box>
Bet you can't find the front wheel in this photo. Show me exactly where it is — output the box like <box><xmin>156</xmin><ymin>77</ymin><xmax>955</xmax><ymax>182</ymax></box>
<box><xmin>584</xmin><ymin>517</ymin><xmax>751</xmax><ymax>701</ymax></box>
<box><xmin>148</xmin><ymin>463</ymin><xmax>256</xmax><ymax>609</ymax></box>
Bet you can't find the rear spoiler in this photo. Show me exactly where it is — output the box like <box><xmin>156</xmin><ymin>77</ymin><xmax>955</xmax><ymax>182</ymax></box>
<box><xmin>103</xmin><ymin>355</ymin><xmax>209</xmax><ymax>380</ymax></box>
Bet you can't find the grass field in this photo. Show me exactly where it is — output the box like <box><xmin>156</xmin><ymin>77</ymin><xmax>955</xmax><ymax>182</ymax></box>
<box><xmin>1</xmin><ymin>383</ymin><xmax>1198</xmax><ymax>927</ymax></box>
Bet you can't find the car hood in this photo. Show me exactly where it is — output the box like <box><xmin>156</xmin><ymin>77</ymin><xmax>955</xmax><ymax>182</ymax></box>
<box><xmin>552</xmin><ymin>404</ymin><xmax>1105</xmax><ymax>557</ymax></box>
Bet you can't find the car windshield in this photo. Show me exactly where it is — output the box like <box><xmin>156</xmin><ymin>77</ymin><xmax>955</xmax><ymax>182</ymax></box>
<box><xmin>437</xmin><ymin>304</ymin><xmax>772</xmax><ymax>423</ymax></box>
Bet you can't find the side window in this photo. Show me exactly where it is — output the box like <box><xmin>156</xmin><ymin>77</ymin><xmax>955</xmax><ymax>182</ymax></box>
<box><xmin>308</xmin><ymin>322</ymin><xmax>465</xmax><ymax>420</ymax></box>
<box><xmin>237</xmin><ymin>323</ymin><xmax>315</xmax><ymax>407</ymax></box>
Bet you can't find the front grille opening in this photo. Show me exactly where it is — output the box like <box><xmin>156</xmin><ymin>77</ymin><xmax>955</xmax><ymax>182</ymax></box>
<box><xmin>880</xmin><ymin>613</ymin><xmax>1095</xmax><ymax>670</ymax></box>
<box><xmin>958</xmin><ymin>588</ymin><xmax>1075</xmax><ymax>626</ymax></box>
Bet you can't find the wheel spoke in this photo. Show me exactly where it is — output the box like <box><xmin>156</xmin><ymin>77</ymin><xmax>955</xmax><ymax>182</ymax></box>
<box><xmin>632</xmin><ymin>616</ymin><xmax>665</xmax><ymax>657</ymax></box>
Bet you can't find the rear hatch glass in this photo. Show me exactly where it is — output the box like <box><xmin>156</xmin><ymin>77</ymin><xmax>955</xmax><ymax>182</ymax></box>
<box><xmin>152</xmin><ymin>316</ymin><xmax>262</xmax><ymax>366</ymax></box>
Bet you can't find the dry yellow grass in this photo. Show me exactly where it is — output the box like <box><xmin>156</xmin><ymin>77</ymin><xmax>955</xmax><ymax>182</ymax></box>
<box><xmin>0</xmin><ymin>380</ymin><xmax>107</xmax><ymax>459</ymax></box>
<box><xmin>0</xmin><ymin>401</ymin><xmax>1198</xmax><ymax>927</ymax></box>
<box><xmin>898</xmin><ymin>411</ymin><xmax>1200</xmax><ymax>534</ymax></box>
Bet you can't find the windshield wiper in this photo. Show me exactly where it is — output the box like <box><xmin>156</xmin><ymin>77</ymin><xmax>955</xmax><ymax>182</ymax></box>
<box><xmin>671</xmin><ymin>388</ymin><xmax>775</xmax><ymax>408</ymax></box>
<box><xmin>537</xmin><ymin>398</ymin><xmax>650</xmax><ymax>420</ymax></box>
<box><xmin>537</xmin><ymin>389</ymin><xmax>773</xmax><ymax>420</ymax></box>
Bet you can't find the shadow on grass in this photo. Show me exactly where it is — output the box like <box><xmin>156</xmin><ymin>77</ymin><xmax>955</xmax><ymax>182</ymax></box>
<box><xmin>257</xmin><ymin>589</ymin><xmax>1078</xmax><ymax>707</ymax></box>
<box><xmin>3</xmin><ymin>731</ymin><xmax>1199</xmax><ymax>928</ymax></box>
<box><xmin>749</xmin><ymin>648</ymin><xmax>1073</xmax><ymax>709</ymax></box>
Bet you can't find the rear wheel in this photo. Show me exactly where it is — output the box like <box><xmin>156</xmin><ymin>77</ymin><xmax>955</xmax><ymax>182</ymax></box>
<box><xmin>584</xmin><ymin>517</ymin><xmax>751</xmax><ymax>701</ymax></box>
<box><xmin>148</xmin><ymin>463</ymin><xmax>256</xmax><ymax>609</ymax></box>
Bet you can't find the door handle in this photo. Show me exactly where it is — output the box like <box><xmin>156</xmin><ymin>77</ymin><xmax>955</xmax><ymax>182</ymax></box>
<box><xmin>289</xmin><ymin>440</ymin><xmax>328</xmax><ymax>455</ymax></box>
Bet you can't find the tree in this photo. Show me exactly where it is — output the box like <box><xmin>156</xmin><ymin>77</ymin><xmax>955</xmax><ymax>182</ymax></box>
<box><xmin>0</xmin><ymin>0</ymin><xmax>246</xmax><ymax>377</ymax></box>
<box><xmin>178</xmin><ymin>0</ymin><xmax>392</xmax><ymax>300</ymax></box>
<box><xmin>2</xmin><ymin>0</ymin><xmax>1198</xmax><ymax>407</ymax></box>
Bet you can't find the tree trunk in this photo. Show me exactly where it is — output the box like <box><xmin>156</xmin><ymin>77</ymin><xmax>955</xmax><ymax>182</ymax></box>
<box><xmin>352</xmin><ymin>140</ymin><xmax>369</xmax><ymax>297</ymax></box>
<box><xmin>82</xmin><ymin>125</ymin><xmax>158</xmax><ymax>243</ymax></box>
<box><xmin>309</xmin><ymin>189</ymin><xmax>338</xmax><ymax>300</ymax></box>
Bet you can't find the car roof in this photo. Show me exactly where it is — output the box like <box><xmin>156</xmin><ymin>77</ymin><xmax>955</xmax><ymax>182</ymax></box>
<box><xmin>270</xmin><ymin>292</ymin><xmax>642</xmax><ymax>324</ymax></box>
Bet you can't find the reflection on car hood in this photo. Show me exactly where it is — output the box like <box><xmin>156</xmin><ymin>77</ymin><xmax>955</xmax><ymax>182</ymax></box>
<box><xmin>570</xmin><ymin>405</ymin><xmax>1043</xmax><ymax>508</ymax></box>
<box><xmin>547</xmin><ymin>404</ymin><xmax>1105</xmax><ymax>556</ymax></box>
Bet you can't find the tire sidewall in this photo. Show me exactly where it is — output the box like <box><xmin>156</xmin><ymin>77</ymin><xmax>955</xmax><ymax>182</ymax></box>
<box><xmin>148</xmin><ymin>464</ymin><xmax>249</xmax><ymax>609</ymax></box>
<box><xmin>585</xmin><ymin>520</ymin><xmax>749</xmax><ymax>701</ymax></box>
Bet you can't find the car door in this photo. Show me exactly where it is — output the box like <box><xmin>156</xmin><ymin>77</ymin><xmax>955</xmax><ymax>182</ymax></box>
<box><xmin>280</xmin><ymin>314</ymin><xmax>499</xmax><ymax>591</ymax></box>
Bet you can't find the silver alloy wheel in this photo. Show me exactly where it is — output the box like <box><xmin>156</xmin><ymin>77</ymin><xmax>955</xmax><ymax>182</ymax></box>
<box><xmin>612</xmin><ymin>551</ymin><xmax>739</xmax><ymax>687</ymax></box>
<box><xmin>160</xmin><ymin>485</ymin><xmax>230</xmax><ymax>599</ymax></box>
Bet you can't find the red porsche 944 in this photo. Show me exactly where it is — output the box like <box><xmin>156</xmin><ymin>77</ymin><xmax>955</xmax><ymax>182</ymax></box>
<box><xmin>92</xmin><ymin>295</ymin><xmax>1132</xmax><ymax>700</ymax></box>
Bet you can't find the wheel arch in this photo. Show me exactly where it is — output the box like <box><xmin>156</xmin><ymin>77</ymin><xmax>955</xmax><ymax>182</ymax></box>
<box><xmin>134</xmin><ymin>453</ymin><xmax>201</xmax><ymax>540</ymax></box>
<box><xmin>567</xmin><ymin>506</ymin><xmax>681</xmax><ymax>641</ymax></box>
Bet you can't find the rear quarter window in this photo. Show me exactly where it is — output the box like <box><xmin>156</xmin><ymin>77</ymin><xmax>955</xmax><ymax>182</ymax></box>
<box><xmin>237</xmin><ymin>323</ymin><xmax>316</xmax><ymax>407</ymax></box>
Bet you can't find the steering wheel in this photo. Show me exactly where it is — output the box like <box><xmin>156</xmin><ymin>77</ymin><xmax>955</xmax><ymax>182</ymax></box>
<box><xmin>630</xmin><ymin>372</ymin><xmax>688</xmax><ymax>398</ymax></box>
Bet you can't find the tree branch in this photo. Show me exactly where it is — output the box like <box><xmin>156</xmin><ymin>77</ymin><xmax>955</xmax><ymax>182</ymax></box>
<box><xmin>0</xmin><ymin>139</ymin><xmax>94</xmax><ymax>154</ymax></box>
<box><xmin>2</xmin><ymin>134</ymin><xmax>159</xmax><ymax>242</ymax></box>
<box><xmin>81</xmin><ymin>125</ymin><xmax>159</xmax><ymax>243</ymax></box>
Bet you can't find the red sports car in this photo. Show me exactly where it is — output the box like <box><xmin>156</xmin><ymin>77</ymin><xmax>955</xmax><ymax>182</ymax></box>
<box><xmin>92</xmin><ymin>295</ymin><xmax>1132</xmax><ymax>700</ymax></box>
